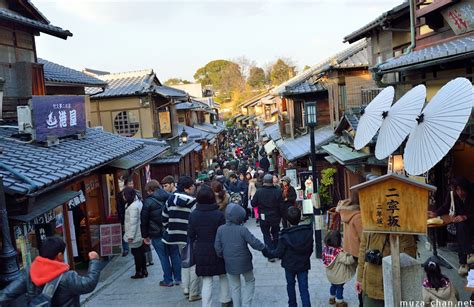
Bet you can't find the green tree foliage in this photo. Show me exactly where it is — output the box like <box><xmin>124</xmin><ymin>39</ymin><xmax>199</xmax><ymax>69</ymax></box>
<box><xmin>303</xmin><ymin>65</ymin><xmax>311</xmax><ymax>71</ymax></box>
<box><xmin>194</xmin><ymin>60</ymin><xmax>245</xmax><ymax>103</ymax></box>
<box><xmin>270</xmin><ymin>59</ymin><xmax>296</xmax><ymax>85</ymax></box>
<box><xmin>320</xmin><ymin>168</ymin><xmax>337</xmax><ymax>206</ymax></box>
<box><xmin>247</xmin><ymin>66</ymin><xmax>266</xmax><ymax>88</ymax></box>
<box><xmin>164</xmin><ymin>78</ymin><xmax>191</xmax><ymax>85</ymax></box>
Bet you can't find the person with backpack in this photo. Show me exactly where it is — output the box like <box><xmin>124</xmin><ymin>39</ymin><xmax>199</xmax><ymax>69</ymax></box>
<box><xmin>141</xmin><ymin>179</ymin><xmax>172</xmax><ymax>287</ymax></box>
<box><xmin>0</xmin><ymin>236</ymin><xmax>102</xmax><ymax>306</ymax></box>
<box><xmin>263</xmin><ymin>207</ymin><xmax>313</xmax><ymax>307</ymax></box>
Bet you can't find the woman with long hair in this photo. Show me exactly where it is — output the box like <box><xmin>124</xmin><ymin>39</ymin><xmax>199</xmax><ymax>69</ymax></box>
<box><xmin>123</xmin><ymin>187</ymin><xmax>147</xmax><ymax>279</ymax></box>
<box><xmin>422</xmin><ymin>259</ymin><xmax>458</xmax><ymax>305</ymax></box>
<box><xmin>211</xmin><ymin>180</ymin><xmax>230</xmax><ymax>212</ymax></box>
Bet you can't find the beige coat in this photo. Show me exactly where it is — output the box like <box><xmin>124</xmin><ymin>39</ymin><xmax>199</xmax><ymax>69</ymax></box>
<box><xmin>422</xmin><ymin>282</ymin><xmax>458</xmax><ymax>306</ymax></box>
<box><xmin>337</xmin><ymin>201</ymin><xmax>362</xmax><ymax>258</ymax></box>
<box><xmin>357</xmin><ymin>233</ymin><xmax>417</xmax><ymax>300</ymax></box>
<box><xmin>325</xmin><ymin>251</ymin><xmax>357</xmax><ymax>285</ymax></box>
<box><xmin>248</xmin><ymin>179</ymin><xmax>257</xmax><ymax>200</ymax></box>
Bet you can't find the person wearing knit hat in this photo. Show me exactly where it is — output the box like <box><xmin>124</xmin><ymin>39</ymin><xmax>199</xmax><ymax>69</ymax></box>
<box><xmin>252</xmin><ymin>173</ymin><xmax>285</xmax><ymax>262</ymax></box>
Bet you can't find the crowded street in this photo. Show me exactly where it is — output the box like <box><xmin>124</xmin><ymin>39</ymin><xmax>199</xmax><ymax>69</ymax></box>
<box><xmin>1</xmin><ymin>1</ymin><xmax>474</xmax><ymax>306</ymax></box>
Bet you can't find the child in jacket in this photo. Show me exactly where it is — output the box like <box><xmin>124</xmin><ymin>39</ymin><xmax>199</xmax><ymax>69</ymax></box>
<box><xmin>263</xmin><ymin>207</ymin><xmax>313</xmax><ymax>307</ymax></box>
<box><xmin>215</xmin><ymin>203</ymin><xmax>265</xmax><ymax>307</ymax></box>
<box><xmin>422</xmin><ymin>259</ymin><xmax>458</xmax><ymax>306</ymax></box>
<box><xmin>322</xmin><ymin>230</ymin><xmax>356</xmax><ymax>307</ymax></box>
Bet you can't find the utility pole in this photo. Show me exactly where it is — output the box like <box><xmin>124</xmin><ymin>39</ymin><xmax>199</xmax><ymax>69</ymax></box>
<box><xmin>0</xmin><ymin>176</ymin><xmax>20</xmax><ymax>288</ymax></box>
<box><xmin>305</xmin><ymin>101</ymin><xmax>322</xmax><ymax>259</ymax></box>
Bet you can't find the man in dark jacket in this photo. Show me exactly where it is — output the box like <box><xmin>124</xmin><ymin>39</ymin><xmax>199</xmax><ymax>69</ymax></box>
<box><xmin>259</xmin><ymin>154</ymin><xmax>270</xmax><ymax>173</ymax></box>
<box><xmin>263</xmin><ymin>207</ymin><xmax>313</xmax><ymax>307</ymax></box>
<box><xmin>0</xmin><ymin>236</ymin><xmax>102</xmax><ymax>306</ymax></box>
<box><xmin>141</xmin><ymin>180</ymin><xmax>172</xmax><ymax>287</ymax></box>
<box><xmin>252</xmin><ymin>174</ymin><xmax>284</xmax><ymax>261</ymax></box>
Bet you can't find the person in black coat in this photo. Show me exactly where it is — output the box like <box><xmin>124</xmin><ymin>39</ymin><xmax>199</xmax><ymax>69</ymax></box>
<box><xmin>259</xmin><ymin>154</ymin><xmax>270</xmax><ymax>173</ymax></box>
<box><xmin>251</xmin><ymin>174</ymin><xmax>285</xmax><ymax>261</ymax></box>
<box><xmin>0</xmin><ymin>237</ymin><xmax>102</xmax><ymax>307</ymax></box>
<box><xmin>263</xmin><ymin>207</ymin><xmax>313</xmax><ymax>307</ymax></box>
<box><xmin>188</xmin><ymin>185</ymin><xmax>232</xmax><ymax>307</ymax></box>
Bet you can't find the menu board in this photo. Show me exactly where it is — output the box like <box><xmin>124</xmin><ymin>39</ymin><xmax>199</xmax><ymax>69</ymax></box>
<box><xmin>100</xmin><ymin>224</ymin><xmax>123</xmax><ymax>256</ymax></box>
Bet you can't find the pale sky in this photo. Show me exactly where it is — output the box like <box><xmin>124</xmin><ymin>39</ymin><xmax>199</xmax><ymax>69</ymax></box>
<box><xmin>34</xmin><ymin>0</ymin><xmax>403</xmax><ymax>82</ymax></box>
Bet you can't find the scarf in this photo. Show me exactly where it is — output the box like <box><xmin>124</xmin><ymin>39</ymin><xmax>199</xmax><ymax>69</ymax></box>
<box><xmin>422</xmin><ymin>277</ymin><xmax>449</xmax><ymax>289</ymax></box>
<box><xmin>322</xmin><ymin>246</ymin><xmax>342</xmax><ymax>267</ymax></box>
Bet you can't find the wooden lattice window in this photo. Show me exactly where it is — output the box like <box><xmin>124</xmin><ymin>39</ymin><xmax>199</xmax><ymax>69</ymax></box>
<box><xmin>114</xmin><ymin>111</ymin><xmax>139</xmax><ymax>137</ymax></box>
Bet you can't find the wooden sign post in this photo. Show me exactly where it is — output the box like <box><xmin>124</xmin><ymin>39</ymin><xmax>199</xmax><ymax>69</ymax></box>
<box><xmin>351</xmin><ymin>173</ymin><xmax>436</xmax><ymax>306</ymax></box>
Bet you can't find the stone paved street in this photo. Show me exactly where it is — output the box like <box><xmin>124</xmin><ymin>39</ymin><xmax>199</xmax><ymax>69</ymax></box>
<box><xmin>83</xmin><ymin>219</ymin><xmax>358</xmax><ymax>307</ymax></box>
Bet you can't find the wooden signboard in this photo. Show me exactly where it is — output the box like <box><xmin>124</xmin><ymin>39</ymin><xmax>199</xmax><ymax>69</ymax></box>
<box><xmin>158</xmin><ymin>111</ymin><xmax>172</xmax><ymax>134</ymax></box>
<box><xmin>350</xmin><ymin>173</ymin><xmax>436</xmax><ymax>235</ymax></box>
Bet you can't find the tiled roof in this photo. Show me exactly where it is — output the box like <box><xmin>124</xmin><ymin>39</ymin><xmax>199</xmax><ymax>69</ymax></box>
<box><xmin>0</xmin><ymin>8</ymin><xmax>72</xmax><ymax>39</ymax></box>
<box><xmin>273</xmin><ymin>40</ymin><xmax>368</xmax><ymax>96</ymax></box>
<box><xmin>322</xmin><ymin>143</ymin><xmax>370</xmax><ymax>165</ymax></box>
<box><xmin>176</xmin><ymin>101</ymin><xmax>200</xmax><ymax>110</ymax></box>
<box><xmin>343</xmin><ymin>2</ymin><xmax>409</xmax><ymax>43</ymax></box>
<box><xmin>38</xmin><ymin>58</ymin><xmax>106</xmax><ymax>87</ymax></box>
<box><xmin>108</xmin><ymin>143</ymin><xmax>168</xmax><ymax>170</ymax></box>
<box><xmin>275</xmin><ymin>126</ymin><xmax>335</xmax><ymax>161</ymax></box>
<box><xmin>0</xmin><ymin>128</ymin><xmax>142</xmax><ymax>195</ymax></box>
<box><xmin>154</xmin><ymin>85</ymin><xmax>188</xmax><ymax>99</ymax></box>
<box><xmin>193</xmin><ymin>123</ymin><xmax>225</xmax><ymax>134</ymax></box>
<box><xmin>86</xmin><ymin>69</ymin><xmax>157</xmax><ymax>98</ymax></box>
<box><xmin>178</xmin><ymin>141</ymin><xmax>200</xmax><ymax>156</ymax></box>
<box><xmin>377</xmin><ymin>36</ymin><xmax>474</xmax><ymax>72</ymax></box>
<box><xmin>285</xmin><ymin>79</ymin><xmax>327</xmax><ymax>95</ymax></box>
<box><xmin>177</xmin><ymin>124</ymin><xmax>214</xmax><ymax>141</ymax></box>
<box><xmin>152</xmin><ymin>155</ymin><xmax>181</xmax><ymax>165</ymax></box>
<box><xmin>263</xmin><ymin>123</ymin><xmax>281</xmax><ymax>141</ymax></box>
<box><xmin>238</xmin><ymin>91</ymin><xmax>271</xmax><ymax>108</ymax></box>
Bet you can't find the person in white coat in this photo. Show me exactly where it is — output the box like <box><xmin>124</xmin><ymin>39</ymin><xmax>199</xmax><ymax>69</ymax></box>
<box><xmin>123</xmin><ymin>187</ymin><xmax>146</xmax><ymax>279</ymax></box>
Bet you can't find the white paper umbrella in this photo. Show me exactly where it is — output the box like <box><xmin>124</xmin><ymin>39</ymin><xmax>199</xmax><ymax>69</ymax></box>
<box><xmin>375</xmin><ymin>85</ymin><xmax>426</xmax><ymax>159</ymax></box>
<box><xmin>404</xmin><ymin>78</ymin><xmax>474</xmax><ymax>175</ymax></box>
<box><xmin>354</xmin><ymin>86</ymin><xmax>394</xmax><ymax>150</ymax></box>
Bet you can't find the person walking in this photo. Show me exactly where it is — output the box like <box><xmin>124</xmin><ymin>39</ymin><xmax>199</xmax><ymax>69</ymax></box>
<box><xmin>259</xmin><ymin>154</ymin><xmax>270</xmax><ymax>173</ymax></box>
<box><xmin>162</xmin><ymin>176</ymin><xmax>201</xmax><ymax>301</ymax></box>
<box><xmin>215</xmin><ymin>203</ymin><xmax>266</xmax><ymax>307</ymax></box>
<box><xmin>0</xmin><ymin>237</ymin><xmax>102</xmax><ymax>306</ymax></box>
<box><xmin>323</xmin><ymin>230</ymin><xmax>356</xmax><ymax>307</ymax></box>
<box><xmin>188</xmin><ymin>185</ymin><xmax>232</xmax><ymax>307</ymax></box>
<box><xmin>140</xmin><ymin>180</ymin><xmax>174</xmax><ymax>286</ymax></box>
<box><xmin>263</xmin><ymin>207</ymin><xmax>313</xmax><ymax>307</ymax></box>
<box><xmin>117</xmin><ymin>176</ymin><xmax>136</xmax><ymax>257</ymax></box>
<box><xmin>212</xmin><ymin>180</ymin><xmax>230</xmax><ymax>212</ymax></box>
<box><xmin>281</xmin><ymin>176</ymin><xmax>297</xmax><ymax>229</ymax></box>
<box><xmin>251</xmin><ymin>174</ymin><xmax>284</xmax><ymax>262</ymax></box>
<box><xmin>123</xmin><ymin>187</ymin><xmax>147</xmax><ymax>279</ymax></box>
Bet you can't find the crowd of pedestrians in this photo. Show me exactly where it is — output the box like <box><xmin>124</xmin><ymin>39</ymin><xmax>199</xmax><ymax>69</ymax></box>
<box><xmin>1</xmin><ymin>126</ymin><xmax>471</xmax><ymax>307</ymax></box>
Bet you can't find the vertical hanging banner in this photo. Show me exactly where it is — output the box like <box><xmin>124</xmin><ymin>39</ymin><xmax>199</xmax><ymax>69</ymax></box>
<box><xmin>32</xmin><ymin>96</ymin><xmax>86</xmax><ymax>142</ymax></box>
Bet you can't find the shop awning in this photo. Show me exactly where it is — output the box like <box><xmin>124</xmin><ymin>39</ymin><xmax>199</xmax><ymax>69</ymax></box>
<box><xmin>264</xmin><ymin>140</ymin><xmax>277</xmax><ymax>154</ymax></box>
<box><xmin>324</xmin><ymin>156</ymin><xmax>337</xmax><ymax>164</ymax></box>
<box><xmin>109</xmin><ymin>144</ymin><xmax>168</xmax><ymax>170</ymax></box>
<box><xmin>321</xmin><ymin>143</ymin><xmax>370</xmax><ymax>165</ymax></box>
<box><xmin>275</xmin><ymin>126</ymin><xmax>335</xmax><ymax>161</ymax></box>
<box><xmin>10</xmin><ymin>190</ymin><xmax>81</xmax><ymax>222</ymax></box>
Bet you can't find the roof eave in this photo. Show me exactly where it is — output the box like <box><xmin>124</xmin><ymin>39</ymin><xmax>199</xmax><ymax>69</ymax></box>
<box><xmin>45</xmin><ymin>81</ymin><xmax>107</xmax><ymax>88</ymax></box>
<box><xmin>0</xmin><ymin>15</ymin><xmax>72</xmax><ymax>39</ymax></box>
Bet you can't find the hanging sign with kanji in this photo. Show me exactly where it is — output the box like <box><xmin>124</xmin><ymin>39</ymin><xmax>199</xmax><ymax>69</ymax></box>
<box><xmin>32</xmin><ymin>96</ymin><xmax>86</xmax><ymax>142</ymax></box>
<box><xmin>350</xmin><ymin>173</ymin><xmax>436</xmax><ymax>235</ymax></box>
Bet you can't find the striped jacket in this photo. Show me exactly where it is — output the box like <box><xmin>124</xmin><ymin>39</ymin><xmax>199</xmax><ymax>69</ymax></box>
<box><xmin>162</xmin><ymin>190</ymin><xmax>196</xmax><ymax>245</ymax></box>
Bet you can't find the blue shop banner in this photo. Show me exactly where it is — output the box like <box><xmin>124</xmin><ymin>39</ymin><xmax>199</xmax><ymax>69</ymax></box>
<box><xmin>32</xmin><ymin>96</ymin><xmax>86</xmax><ymax>142</ymax></box>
